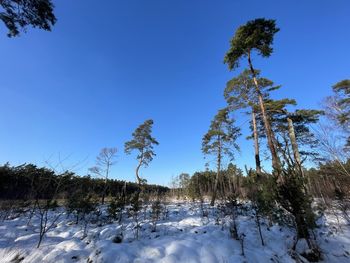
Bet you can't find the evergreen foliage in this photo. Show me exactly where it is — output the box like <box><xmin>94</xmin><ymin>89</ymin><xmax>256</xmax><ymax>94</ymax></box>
<box><xmin>0</xmin><ymin>163</ymin><xmax>168</xmax><ymax>201</ymax></box>
<box><xmin>202</xmin><ymin>108</ymin><xmax>241</xmax><ymax>205</ymax></box>
<box><xmin>0</xmin><ymin>0</ymin><xmax>56</xmax><ymax>37</ymax></box>
<box><xmin>125</xmin><ymin>119</ymin><xmax>159</xmax><ymax>185</ymax></box>
<box><xmin>202</xmin><ymin>108</ymin><xmax>240</xmax><ymax>159</ymax></box>
<box><xmin>66</xmin><ymin>191</ymin><xmax>97</xmax><ymax>224</ymax></box>
<box><xmin>107</xmin><ymin>195</ymin><xmax>125</xmax><ymax>222</ymax></box>
<box><xmin>224</xmin><ymin>18</ymin><xmax>279</xmax><ymax>70</ymax></box>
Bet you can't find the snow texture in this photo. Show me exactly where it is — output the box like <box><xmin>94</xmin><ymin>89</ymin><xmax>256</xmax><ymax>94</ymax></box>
<box><xmin>0</xmin><ymin>201</ymin><xmax>349</xmax><ymax>263</ymax></box>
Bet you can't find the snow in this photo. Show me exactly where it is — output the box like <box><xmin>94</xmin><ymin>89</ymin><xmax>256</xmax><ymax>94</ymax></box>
<box><xmin>0</xmin><ymin>201</ymin><xmax>349</xmax><ymax>263</ymax></box>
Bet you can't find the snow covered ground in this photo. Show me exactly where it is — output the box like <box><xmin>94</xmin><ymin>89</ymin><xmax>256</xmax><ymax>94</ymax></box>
<box><xmin>0</xmin><ymin>201</ymin><xmax>349</xmax><ymax>263</ymax></box>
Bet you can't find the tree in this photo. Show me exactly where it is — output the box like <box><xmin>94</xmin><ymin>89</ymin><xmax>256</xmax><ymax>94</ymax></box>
<box><xmin>224</xmin><ymin>18</ymin><xmax>281</xmax><ymax>174</ymax></box>
<box><xmin>332</xmin><ymin>79</ymin><xmax>350</xmax><ymax>126</ymax></box>
<box><xmin>225</xmin><ymin>69</ymin><xmax>279</xmax><ymax>175</ymax></box>
<box><xmin>125</xmin><ymin>119</ymin><xmax>159</xmax><ymax>186</ymax></box>
<box><xmin>251</xmin><ymin>97</ymin><xmax>322</xmax><ymax>173</ymax></box>
<box><xmin>89</xmin><ymin>147</ymin><xmax>118</xmax><ymax>204</ymax></box>
<box><xmin>0</xmin><ymin>0</ymin><xmax>56</xmax><ymax>37</ymax></box>
<box><xmin>324</xmin><ymin>79</ymin><xmax>350</xmax><ymax>149</ymax></box>
<box><xmin>202</xmin><ymin>108</ymin><xmax>240</xmax><ymax>206</ymax></box>
<box><xmin>178</xmin><ymin>173</ymin><xmax>190</xmax><ymax>197</ymax></box>
<box><xmin>281</xmin><ymin>109</ymin><xmax>322</xmax><ymax>171</ymax></box>
<box><xmin>226</xmin><ymin>163</ymin><xmax>243</xmax><ymax>196</ymax></box>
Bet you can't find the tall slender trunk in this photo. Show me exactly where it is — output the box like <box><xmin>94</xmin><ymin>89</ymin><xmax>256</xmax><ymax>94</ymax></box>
<box><xmin>228</xmin><ymin>174</ymin><xmax>233</xmax><ymax>193</ymax></box>
<box><xmin>252</xmin><ymin>110</ymin><xmax>262</xmax><ymax>175</ymax></box>
<box><xmin>101</xmin><ymin>162</ymin><xmax>110</xmax><ymax>205</ymax></box>
<box><xmin>136</xmin><ymin>151</ymin><xmax>144</xmax><ymax>187</ymax></box>
<box><xmin>248</xmin><ymin>50</ymin><xmax>281</xmax><ymax>174</ymax></box>
<box><xmin>211</xmin><ymin>136</ymin><xmax>221</xmax><ymax>206</ymax></box>
<box><xmin>287</xmin><ymin>117</ymin><xmax>301</xmax><ymax>169</ymax></box>
<box><xmin>136</xmin><ymin>160</ymin><xmax>142</xmax><ymax>186</ymax></box>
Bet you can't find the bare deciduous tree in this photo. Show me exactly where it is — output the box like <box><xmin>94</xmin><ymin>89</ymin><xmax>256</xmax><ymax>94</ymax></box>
<box><xmin>89</xmin><ymin>147</ymin><xmax>118</xmax><ymax>204</ymax></box>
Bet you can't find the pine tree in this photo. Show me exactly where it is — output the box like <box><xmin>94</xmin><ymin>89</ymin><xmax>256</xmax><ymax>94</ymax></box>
<box><xmin>324</xmin><ymin>79</ymin><xmax>350</xmax><ymax>149</ymax></box>
<box><xmin>224</xmin><ymin>18</ymin><xmax>282</xmax><ymax>174</ymax></box>
<box><xmin>259</xmin><ymin>99</ymin><xmax>323</xmax><ymax>169</ymax></box>
<box><xmin>202</xmin><ymin>108</ymin><xmax>240</xmax><ymax>206</ymax></box>
<box><xmin>125</xmin><ymin>119</ymin><xmax>159</xmax><ymax>186</ymax></box>
<box><xmin>333</xmin><ymin>79</ymin><xmax>350</xmax><ymax>126</ymax></box>
<box><xmin>0</xmin><ymin>0</ymin><xmax>56</xmax><ymax>37</ymax></box>
<box><xmin>225</xmin><ymin>69</ymin><xmax>279</xmax><ymax>175</ymax></box>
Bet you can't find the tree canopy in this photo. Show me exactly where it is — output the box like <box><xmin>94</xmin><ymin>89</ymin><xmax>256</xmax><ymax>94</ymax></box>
<box><xmin>224</xmin><ymin>18</ymin><xmax>279</xmax><ymax>70</ymax></box>
<box><xmin>332</xmin><ymin>79</ymin><xmax>350</xmax><ymax>126</ymax></box>
<box><xmin>125</xmin><ymin>119</ymin><xmax>159</xmax><ymax>184</ymax></box>
<box><xmin>202</xmin><ymin>108</ymin><xmax>240</xmax><ymax>160</ymax></box>
<box><xmin>0</xmin><ymin>0</ymin><xmax>56</xmax><ymax>37</ymax></box>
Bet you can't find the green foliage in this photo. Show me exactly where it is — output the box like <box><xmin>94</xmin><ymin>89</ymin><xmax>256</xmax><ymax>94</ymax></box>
<box><xmin>129</xmin><ymin>191</ymin><xmax>142</xmax><ymax>239</ymax></box>
<box><xmin>287</xmin><ymin>110</ymin><xmax>323</xmax><ymax>156</ymax></box>
<box><xmin>331</xmin><ymin>79</ymin><xmax>350</xmax><ymax>147</ymax></box>
<box><xmin>0</xmin><ymin>0</ymin><xmax>56</xmax><ymax>37</ymax></box>
<box><xmin>306</xmin><ymin>160</ymin><xmax>350</xmax><ymax>199</ymax></box>
<box><xmin>0</xmin><ymin>163</ymin><xmax>168</xmax><ymax>201</ymax></box>
<box><xmin>256</xmin><ymin>177</ymin><xmax>277</xmax><ymax>216</ymax></box>
<box><xmin>66</xmin><ymin>191</ymin><xmax>97</xmax><ymax>224</ymax></box>
<box><xmin>130</xmin><ymin>192</ymin><xmax>142</xmax><ymax>214</ymax></box>
<box><xmin>333</xmin><ymin>79</ymin><xmax>350</xmax><ymax>116</ymax></box>
<box><xmin>253</xmin><ymin>97</ymin><xmax>323</xmax><ymax>161</ymax></box>
<box><xmin>151</xmin><ymin>196</ymin><xmax>162</xmax><ymax>232</ymax></box>
<box><xmin>125</xmin><ymin>119</ymin><xmax>159</xmax><ymax>184</ymax></box>
<box><xmin>124</xmin><ymin>119</ymin><xmax>159</xmax><ymax>166</ymax></box>
<box><xmin>187</xmin><ymin>176</ymin><xmax>201</xmax><ymax>201</ymax></box>
<box><xmin>107</xmin><ymin>196</ymin><xmax>125</xmax><ymax>221</ymax></box>
<box><xmin>202</xmin><ymin>108</ymin><xmax>241</xmax><ymax>159</ymax></box>
<box><xmin>185</xmin><ymin>166</ymin><xmax>243</xmax><ymax>201</ymax></box>
<box><xmin>224</xmin><ymin>69</ymin><xmax>277</xmax><ymax>110</ymax></box>
<box><xmin>278</xmin><ymin>173</ymin><xmax>316</xmax><ymax>236</ymax></box>
<box><xmin>224</xmin><ymin>18</ymin><xmax>279</xmax><ymax>70</ymax></box>
<box><xmin>246</xmin><ymin>175</ymin><xmax>281</xmax><ymax>222</ymax></box>
<box><xmin>178</xmin><ymin>173</ymin><xmax>190</xmax><ymax>190</ymax></box>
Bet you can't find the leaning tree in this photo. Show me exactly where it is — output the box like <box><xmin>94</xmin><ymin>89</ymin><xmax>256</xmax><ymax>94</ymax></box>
<box><xmin>125</xmin><ymin>119</ymin><xmax>159</xmax><ymax>186</ymax></box>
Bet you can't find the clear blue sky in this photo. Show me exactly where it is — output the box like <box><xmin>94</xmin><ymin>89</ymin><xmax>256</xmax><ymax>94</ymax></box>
<box><xmin>0</xmin><ymin>0</ymin><xmax>349</xmax><ymax>185</ymax></box>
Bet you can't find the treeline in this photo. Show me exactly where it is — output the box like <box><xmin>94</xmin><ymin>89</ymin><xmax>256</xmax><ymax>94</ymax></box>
<box><xmin>0</xmin><ymin>163</ymin><xmax>168</xmax><ymax>201</ymax></box>
<box><xmin>170</xmin><ymin>164</ymin><xmax>244</xmax><ymax>200</ymax></box>
<box><xmin>171</xmin><ymin>161</ymin><xmax>350</xmax><ymax>203</ymax></box>
<box><xmin>307</xmin><ymin>160</ymin><xmax>350</xmax><ymax>200</ymax></box>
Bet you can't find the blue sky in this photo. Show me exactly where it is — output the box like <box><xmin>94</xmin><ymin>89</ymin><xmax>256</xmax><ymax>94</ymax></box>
<box><xmin>0</xmin><ymin>0</ymin><xmax>349</xmax><ymax>185</ymax></box>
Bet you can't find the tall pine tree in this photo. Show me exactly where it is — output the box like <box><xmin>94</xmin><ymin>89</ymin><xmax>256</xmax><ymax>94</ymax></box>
<box><xmin>125</xmin><ymin>120</ymin><xmax>159</xmax><ymax>186</ymax></box>
<box><xmin>225</xmin><ymin>69</ymin><xmax>279</xmax><ymax>175</ymax></box>
<box><xmin>224</xmin><ymin>18</ymin><xmax>282</xmax><ymax>174</ymax></box>
<box><xmin>202</xmin><ymin>108</ymin><xmax>240</xmax><ymax>205</ymax></box>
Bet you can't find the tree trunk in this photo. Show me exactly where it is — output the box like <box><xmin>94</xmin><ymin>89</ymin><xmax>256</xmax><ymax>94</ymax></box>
<box><xmin>211</xmin><ymin>136</ymin><xmax>222</xmax><ymax>206</ymax></box>
<box><xmin>252</xmin><ymin>110</ymin><xmax>262</xmax><ymax>175</ymax></box>
<box><xmin>286</xmin><ymin>116</ymin><xmax>311</xmax><ymax>191</ymax></box>
<box><xmin>287</xmin><ymin>117</ymin><xmax>302</xmax><ymax>171</ymax></box>
<box><xmin>256</xmin><ymin>213</ymin><xmax>265</xmax><ymax>246</ymax></box>
<box><xmin>135</xmin><ymin>159</ymin><xmax>143</xmax><ymax>186</ymax></box>
<box><xmin>248</xmin><ymin>51</ymin><xmax>281</xmax><ymax>174</ymax></box>
<box><xmin>102</xmin><ymin>163</ymin><xmax>110</xmax><ymax>205</ymax></box>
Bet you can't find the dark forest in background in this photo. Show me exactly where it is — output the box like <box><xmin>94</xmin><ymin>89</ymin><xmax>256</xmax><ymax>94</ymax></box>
<box><xmin>0</xmin><ymin>163</ymin><xmax>168</xmax><ymax>201</ymax></box>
